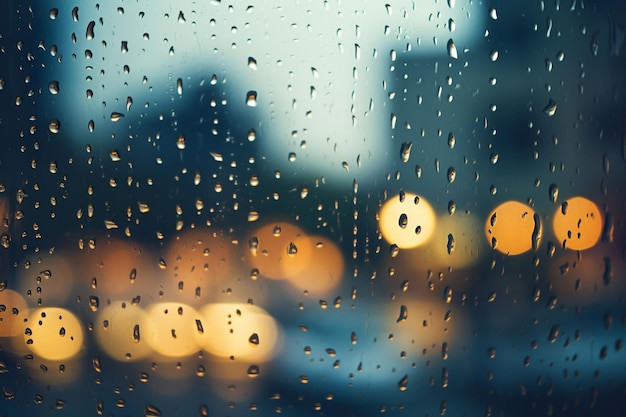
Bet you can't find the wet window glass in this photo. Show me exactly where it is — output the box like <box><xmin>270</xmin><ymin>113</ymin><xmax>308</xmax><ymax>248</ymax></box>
<box><xmin>1</xmin><ymin>1</ymin><xmax>625</xmax><ymax>416</ymax></box>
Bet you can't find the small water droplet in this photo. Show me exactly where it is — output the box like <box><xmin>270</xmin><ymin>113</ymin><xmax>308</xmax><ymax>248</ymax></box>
<box><xmin>110</xmin><ymin>112</ymin><xmax>125</xmax><ymax>122</ymax></box>
<box><xmin>400</xmin><ymin>142</ymin><xmax>412</xmax><ymax>163</ymax></box>
<box><xmin>549</xmin><ymin>183</ymin><xmax>559</xmax><ymax>203</ymax></box>
<box><xmin>249</xmin><ymin>333</ymin><xmax>259</xmax><ymax>346</ymax></box>
<box><xmin>48</xmin><ymin>119</ymin><xmax>61</xmax><ymax>134</ymax></box>
<box><xmin>89</xmin><ymin>296</ymin><xmax>99</xmax><ymax>312</ymax></box>
<box><xmin>396</xmin><ymin>305</ymin><xmax>408</xmax><ymax>323</ymax></box>
<box><xmin>246</xmin><ymin>91</ymin><xmax>258</xmax><ymax>107</ymax></box>
<box><xmin>48</xmin><ymin>80</ymin><xmax>59</xmax><ymax>94</ymax></box>
<box><xmin>86</xmin><ymin>21</ymin><xmax>96</xmax><ymax>40</ymax></box>
<box><xmin>247</xmin><ymin>365</ymin><xmax>260</xmax><ymax>378</ymax></box>
<box><xmin>398</xmin><ymin>374</ymin><xmax>409</xmax><ymax>391</ymax></box>
<box><xmin>447</xmin><ymin>167</ymin><xmax>456</xmax><ymax>183</ymax></box>
<box><xmin>447</xmin><ymin>39</ymin><xmax>458</xmax><ymax>59</ymax></box>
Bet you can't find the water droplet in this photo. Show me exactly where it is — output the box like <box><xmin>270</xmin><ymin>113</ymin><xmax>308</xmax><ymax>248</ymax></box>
<box><xmin>86</xmin><ymin>21</ymin><xmax>96</xmax><ymax>40</ymax></box>
<box><xmin>490</xmin><ymin>50</ymin><xmax>499</xmax><ymax>61</ymax></box>
<box><xmin>398</xmin><ymin>375</ymin><xmax>409</xmax><ymax>391</ymax></box>
<box><xmin>287</xmin><ymin>241</ymin><xmax>298</xmax><ymax>257</ymax></box>
<box><xmin>549</xmin><ymin>183</ymin><xmax>559</xmax><ymax>203</ymax></box>
<box><xmin>177</xmin><ymin>10</ymin><xmax>186</xmax><ymax>23</ymax></box>
<box><xmin>248</xmin><ymin>56</ymin><xmax>257</xmax><ymax>70</ymax></box>
<box><xmin>247</xmin><ymin>365</ymin><xmax>260</xmax><ymax>378</ymax></box>
<box><xmin>72</xmin><ymin>6</ymin><xmax>79</xmax><ymax>22</ymax></box>
<box><xmin>398</xmin><ymin>213</ymin><xmax>408</xmax><ymax>229</ymax></box>
<box><xmin>92</xmin><ymin>356</ymin><xmax>102</xmax><ymax>372</ymax></box>
<box><xmin>48</xmin><ymin>80</ymin><xmax>59</xmax><ymax>94</ymax></box>
<box><xmin>145</xmin><ymin>404</ymin><xmax>162</xmax><ymax>417</ymax></box>
<box><xmin>447</xmin><ymin>132</ymin><xmax>455</xmax><ymax>149</ymax></box>
<box><xmin>447</xmin><ymin>234</ymin><xmax>455</xmax><ymax>254</ymax></box>
<box><xmin>246</xmin><ymin>91</ymin><xmax>258</xmax><ymax>107</ymax></box>
<box><xmin>489</xmin><ymin>8</ymin><xmax>498</xmax><ymax>19</ymax></box>
<box><xmin>110</xmin><ymin>112</ymin><xmax>125</xmax><ymax>122</ymax></box>
<box><xmin>176</xmin><ymin>135</ymin><xmax>186</xmax><ymax>150</ymax></box>
<box><xmin>447</xmin><ymin>39</ymin><xmax>458</xmax><ymax>59</ymax></box>
<box><xmin>89</xmin><ymin>296</ymin><xmax>99</xmax><ymax>312</ymax></box>
<box><xmin>547</xmin><ymin>325</ymin><xmax>559</xmax><ymax>343</ymax></box>
<box><xmin>249</xmin><ymin>333</ymin><xmax>259</xmax><ymax>346</ymax></box>
<box><xmin>48</xmin><ymin>119</ymin><xmax>61</xmax><ymax>134</ymax></box>
<box><xmin>447</xmin><ymin>167</ymin><xmax>456</xmax><ymax>183</ymax></box>
<box><xmin>400</xmin><ymin>142</ymin><xmax>412</xmax><ymax>163</ymax></box>
<box><xmin>49</xmin><ymin>8</ymin><xmax>58</xmax><ymax>19</ymax></box>
<box><xmin>543</xmin><ymin>99</ymin><xmax>557</xmax><ymax>116</ymax></box>
<box><xmin>396</xmin><ymin>305</ymin><xmax>408</xmax><ymax>323</ymax></box>
<box><xmin>176</xmin><ymin>78</ymin><xmax>183</xmax><ymax>96</ymax></box>
<box><xmin>448</xmin><ymin>201</ymin><xmax>456</xmax><ymax>216</ymax></box>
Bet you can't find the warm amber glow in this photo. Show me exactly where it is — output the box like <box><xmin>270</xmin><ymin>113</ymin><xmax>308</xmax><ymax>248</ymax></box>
<box><xmin>552</xmin><ymin>196</ymin><xmax>602</xmax><ymax>251</ymax></box>
<box><xmin>379</xmin><ymin>193</ymin><xmax>436</xmax><ymax>249</ymax></box>
<box><xmin>17</xmin><ymin>253</ymin><xmax>75</xmax><ymax>307</ymax></box>
<box><xmin>24</xmin><ymin>307</ymin><xmax>84</xmax><ymax>361</ymax></box>
<box><xmin>485</xmin><ymin>201</ymin><xmax>541</xmax><ymax>255</ymax></box>
<box><xmin>285</xmin><ymin>236</ymin><xmax>344</xmax><ymax>295</ymax></box>
<box><xmin>0</xmin><ymin>289</ymin><xmax>28</xmax><ymax>337</ymax></box>
<box><xmin>78</xmin><ymin>238</ymin><xmax>159</xmax><ymax>298</ymax></box>
<box><xmin>163</xmin><ymin>229</ymin><xmax>234</xmax><ymax>303</ymax></box>
<box><xmin>143</xmin><ymin>302</ymin><xmax>201</xmax><ymax>358</ymax></box>
<box><xmin>245</xmin><ymin>223</ymin><xmax>312</xmax><ymax>280</ymax></box>
<box><xmin>196</xmin><ymin>303</ymin><xmax>281</xmax><ymax>362</ymax></box>
<box><xmin>94</xmin><ymin>302</ymin><xmax>153</xmax><ymax>361</ymax></box>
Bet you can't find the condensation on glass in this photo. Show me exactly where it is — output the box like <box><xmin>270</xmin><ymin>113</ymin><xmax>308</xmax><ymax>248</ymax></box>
<box><xmin>1</xmin><ymin>1</ymin><xmax>625</xmax><ymax>416</ymax></box>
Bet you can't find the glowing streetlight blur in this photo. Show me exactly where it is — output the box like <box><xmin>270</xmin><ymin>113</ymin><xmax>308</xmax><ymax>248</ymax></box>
<box><xmin>94</xmin><ymin>301</ymin><xmax>152</xmax><ymax>361</ymax></box>
<box><xmin>143</xmin><ymin>302</ymin><xmax>202</xmax><ymax>358</ymax></box>
<box><xmin>552</xmin><ymin>196</ymin><xmax>602</xmax><ymax>251</ymax></box>
<box><xmin>378</xmin><ymin>193</ymin><xmax>436</xmax><ymax>249</ymax></box>
<box><xmin>196</xmin><ymin>303</ymin><xmax>281</xmax><ymax>362</ymax></box>
<box><xmin>0</xmin><ymin>289</ymin><xmax>29</xmax><ymax>337</ymax></box>
<box><xmin>485</xmin><ymin>201</ymin><xmax>541</xmax><ymax>255</ymax></box>
<box><xmin>23</xmin><ymin>307</ymin><xmax>84</xmax><ymax>361</ymax></box>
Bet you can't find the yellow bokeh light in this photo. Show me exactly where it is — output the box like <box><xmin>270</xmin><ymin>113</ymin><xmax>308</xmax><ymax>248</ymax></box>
<box><xmin>0</xmin><ymin>289</ymin><xmax>29</xmax><ymax>337</ymax></box>
<box><xmin>286</xmin><ymin>236</ymin><xmax>344</xmax><ymax>295</ymax></box>
<box><xmin>24</xmin><ymin>307</ymin><xmax>84</xmax><ymax>361</ymax></box>
<box><xmin>552</xmin><ymin>196</ymin><xmax>602</xmax><ymax>251</ymax></box>
<box><xmin>94</xmin><ymin>302</ymin><xmax>153</xmax><ymax>361</ymax></box>
<box><xmin>485</xmin><ymin>201</ymin><xmax>541</xmax><ymax>255</ymax></box>
<box><xmin>143</xmin><ymin>302</ymin><xmax>201</xmax><ymax>358</ymax></box>
<box><xmin>196</xmin><ymin>303</ymin><xmax>281</xmax><ymax>362</ymax></box>
<box><xmin>378</xmin><ymin>193</ymin><xmax>436</xmax><ymax>249</ymax></box>
<box><xmin>245</xmin><ymin>223</ymin><xmax>312</xmax><ymax>280</ymax></box>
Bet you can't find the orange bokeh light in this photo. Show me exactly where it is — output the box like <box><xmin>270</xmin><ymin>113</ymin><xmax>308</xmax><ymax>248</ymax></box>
<box><xmin>485</xmin><ymin>201</ymin><xmax>541</xmax><ymax>255</ymax></box>
<box><xmin>552</xmin><ymin>196</ymin><xmax>602</xmax><ymax>251</ymax></box>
